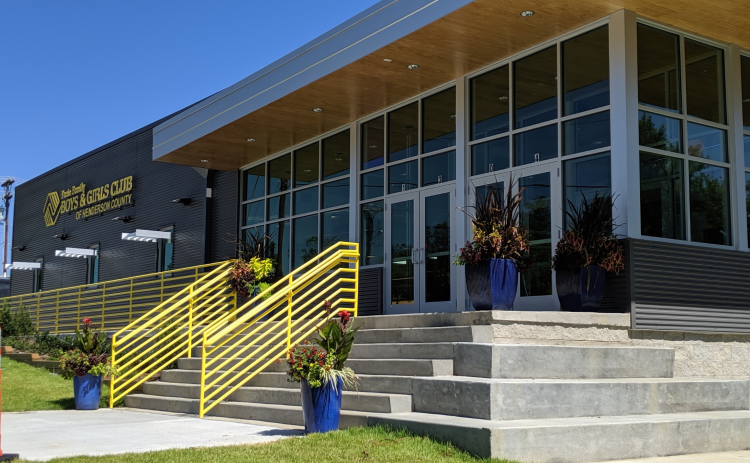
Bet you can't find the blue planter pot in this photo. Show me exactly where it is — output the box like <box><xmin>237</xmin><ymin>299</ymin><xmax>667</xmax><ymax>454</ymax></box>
<box><xmin>73</xmin><ymin>374</ymin><xmax>102</xmax><ymax>410</ymax></box>
<box><xmin>490</xmin><ymin>258</ymin><xmax>518</xmax><ymax>311</ymax></box>
<box><xmin>300</xmin><ymin>378</ymin><xmax>343</xmax><ymax>434</ymax></box>
<box><xmin>556</xmin><ymin>265</ymin><xmax>607</xmax><ymax>312</ymax></box>
<box><xmin>465</xmin><ymin>260</ymin><xmax>492</xmax><ymax>311</ymax></box>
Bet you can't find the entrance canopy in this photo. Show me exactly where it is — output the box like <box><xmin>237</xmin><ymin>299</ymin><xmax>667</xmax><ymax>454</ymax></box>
<box><xmin>152</xmin><ymin>0</ymin><xmax>750</xmax><ymax>171</ymax></box>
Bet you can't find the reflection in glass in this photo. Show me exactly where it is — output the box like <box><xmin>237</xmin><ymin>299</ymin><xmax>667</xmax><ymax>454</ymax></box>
<box><xmin>471</xmin><ymin>137</ymin><xmax>509</xmax><ymax>176</ymax></box>
<box><xmin>687</xmin><ymin>122</ymin><xmax>727</xmax><ymax>163</ymax></box>
<box><xmin>361</xmin><ymin>170</ymin><xmax>384</xmax><ymax>200</ymax></box>
<box><xmin>746</xmin><ymin>173</ymin><xmax>750</xmax><ymax>247</ymax></box>
<box><xmin>267</xmin><ymin>221</ymin><xmax>290</xmax><ymax>278</ymax></box>
<box><xmin>322</xmin><ymin>130</ymin><xmax>350</xmax><ymax>180</ymax></box>
<box><xmin>639</xmin><ymin>111</ymin><xmax>682</xmax><ymax>153</ymax></box>
<box><xmin>475</xmin><ymin>182</ymin><xmax>503</xmax><ymax>205</ymax></box>
<box><xmin>294</xmin><ymin>186</ymin><xmax>318</xmax><ymax>215</ymax></box>
<box><xmin>520</xmin><ymin>173</ymin><xmax>552</xmax><ymax>297</ymax></box>
<box><xmin>470</xmin><ymin>65</ymin><xmax>510</xmax><ymax>140</ymax></box>
<box><xmin>423</xmin><ymin>87</ymin><xmax>456</xmax><ymax>153</ymax></box>
<box><xmin>515</xmin><ymin>46</ymin><xmax>557</xmax><ymax>129</ymax></box>
<box><xmin>268</xmin><ymin>154</ymin><xmax>291</xmax><ymax>194</ymax></box>
<box><xmin>243</xmin><ymin>200</ymin><xmax>264</xmax><ymax>226</ymax></box>
<box><xmin>322</xmin><ymin>208</ymin><xmax>349</xmax><ymax>249</ymax></box>
<box><xmin>244</xmin><ymin>165</ymin><xmax>265</xmax><ymax>201</ymax></box>
<box><xmin>637</xmin><ymin>24</ymin><xmax>681</xmax><ymax>113</ymax></box>
<box><xmin>742</xmin><ymin>57</ymin><xmax>750</xmax><ymax>130</ymax></box>
<box><xmin>424</xmin><ymin>193</ymin><xmax>451</xmax><ymax>302</ymax></box>
<box><xmin>689</xmin><ymin>162</ymin><xmax>730</xmax><ymax>245</ymax></box>
<box><xmin>362</xmin><ymin>116</ymin><xmax>385</xmax><ymax>169</ymax></box>
<box><xmin>294</xmin><ymin>143</ymin><xmax>319</xmax><ymax>187</ymax></box>
<box><xmin>564</xmin><ymin>152</ymin><xmax>611</xmax><ymax>229</ymax></box>
<box><xmin>388</xmin><ymin>160</ymin><xmax>418</xmax><ymax>194</ymax></box>
<box><xmin>514</xmin><ymin>124</ymin><xmax>558</xmax><ymax>166</ymax></box>
<box><xmin>685</xmin><ymin>38</ymin><xmax>725</xmax><ymax>124</ymax></box>
<box><xmin>563</xmin><ymin>111</ymin><xmax>611</xmax><ymax>155</ymax></box>
<box><xmin>639</xmin><ymin>152</ymin><xmax>685</xmax><ymax>240</ymax></box>
<box><xmin>391</xmin><ymin>200</ymin><xmax>414</xmax><ymax>304</ymax></box>
<box><xmin>389</xmin><ymin>103</ymin><xmax>419</xmax><ymax>162</ymax></box>
<box><xmin>361</xmin><ymin>201</ymin><xmax>384</xmax><ymax>265</ymax></box>
<box><xmin>293</xmin><ymin>214</ymin><xmax>318</xmax><ymax>268</ymax></box>
<box><xmin>322</xmin><ymin>178</ymin><xmax>349</xmax><ymax>209</ymax></box>
<box><xmin>243</xmin><ymin>226</ymin><xmax>264</xmax><ymax>246</ymax></box>
<box><xmin>745</xmin><ymin>135</ymin><xmax>750</xmax><ymax>169</ymax></box>
<box><xmin>563</xmin><ymin>26</ymin><xmax>610</xmax><ymax>115</ymax></box>
<box><xmin>422</xmin><ymin>151</ymin><xmax>456</xmax><ymax>187</ymax></box>
<box><xmin>267</xmin><ymin>194</ymin><xmax>290</xmax><ymax>221</ymax></box>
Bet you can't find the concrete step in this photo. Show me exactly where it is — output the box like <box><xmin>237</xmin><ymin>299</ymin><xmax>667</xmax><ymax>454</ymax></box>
<box><xmin>411</xmin><ymin>376</ymin><xmax>750</xmax><ymax>420</ymax></box>
<box><xmin>349</xmin><ymin>342</ymin><xmax>455</xmax><ymax>359</ymax></box>
<box><xmin>178</xmin><ymin>357</ymin><xmax>286</xmax><ymax>372</ymax></box>
<box><xmin>454</xmin><ymin>343</ymin><xmax>675</xmax><ymax>379</ymax></box>
<box><xmin>368</xmin><ymin>410</ymin><xmax>750</xmax><ymax>463</ymax></box>
<box><xmin>124</xmin><ymin>394</ymin><xmax>369</xmax><ymax>428</ymax></box>
<box><xmin>354</xmin><ymin>326</ymin><xmax>492</xmax><ymax>344</ymax></box>
<box><xmin>142</xmin><ymin>381</ymin><xmax>412</xmax><ymax>413</ymax></box>
<box><xmin>160</xmin><ymin>369</ymin><xmax>415</xmax><ymax>394</ymax></box>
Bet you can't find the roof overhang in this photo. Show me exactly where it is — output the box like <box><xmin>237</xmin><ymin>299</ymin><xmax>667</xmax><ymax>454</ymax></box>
<box><xmin>55</xmin><ymin>247</ymin><xmax>97</xmax><ymax>258</ymax></box>
<box><xmin>121</xmin><ymin>229</ymin><xmax>172</xmax><ymax>243</ymax></box>
<box><xmin>5</xmin><ymin>262</ymin><xmax>42</xmax><ymax>271</ymax></box>
<box><xmin>153</xmin><ymin>0</ymin><xmax>750</xmax><ymax>171</ymax></box>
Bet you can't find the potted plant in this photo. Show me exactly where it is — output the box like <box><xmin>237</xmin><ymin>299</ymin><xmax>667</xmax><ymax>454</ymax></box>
<box><xmin>229</xmin><ymin>230</ymin><xmax>275</xmax><ymax>299</ymax></box>
<box><xmin>552</xmin><ymin>193</ymin><xmax>625</xmax><ymax>312</ymax></box>
<box><xmin>285</xmin><ymin>304</ymin><xmax>359</xmax><ymax>433</ymax></box>
<box><xmin>60</xmin><ymin>318</ymin><xmax>117</xmax><ymax>410</ymax></box>
<box><xmin>455</xmin><ymin>179</ymin><xmax>532</xmax><ymax>310</ymax></box>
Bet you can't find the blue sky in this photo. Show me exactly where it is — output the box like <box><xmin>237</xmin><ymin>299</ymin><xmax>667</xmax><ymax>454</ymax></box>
<box><xmin>0</xmin><ymin>0</ymin><xmax>379</xmax><ymax>265</ymax></box>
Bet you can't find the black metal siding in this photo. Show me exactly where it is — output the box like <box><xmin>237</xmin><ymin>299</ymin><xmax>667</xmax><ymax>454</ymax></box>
<box><xmin>209</xmin><ymin>170</ymin><xmax>239</xmax><ymax>262</ymax></box>
<box><xmin>358</xmin><ymin>267</ymin><xmax>383</xmax><ymax>316</ymax></box>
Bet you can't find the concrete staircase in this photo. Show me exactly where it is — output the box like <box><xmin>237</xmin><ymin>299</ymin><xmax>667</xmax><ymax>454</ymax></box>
<box><xmin>125</xmin><ymin>313</ymin><xmax>750</xmax><ymax>463</ymax></box>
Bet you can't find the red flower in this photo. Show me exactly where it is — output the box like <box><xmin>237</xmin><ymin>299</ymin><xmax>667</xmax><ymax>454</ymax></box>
<box><xmin>339</xmin><ymin>311</ymin><xmax>351</xmax><ymax>324</ymax></box>
<box><xmin>82</xmin><ymin>317</ymin><xmax>92</xmax><ymax>326</ymax></box>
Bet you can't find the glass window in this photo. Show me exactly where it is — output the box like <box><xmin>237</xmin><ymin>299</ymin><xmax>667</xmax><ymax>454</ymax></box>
<box><xmin>474</xmin><ymin>182</ymin><xmax>503</xmax><ymax>204</ymax></box>
<box><xmin>519</xmin><ymin>173</ymin><xmax>552</xmax><ymax>297</ymax></box>
<box><xmin>563</xmin><ymin>111</ymin><xmax>611</xmax><ymax>155</ymax></box>
<box><xmin>388</xmin><ymin>160</ymin><xmax>418</xmax><ymax>194</ymax></box>
<box><xmin>268</xmin><ymin>154</ymin><xmax>291</xmax><ymax>194</ymax></box>
<box><xmin>746</xmin><ymin>172</ymin><xmax>750</xmax><ymax>248</ymax></box>
<box><xmin>322</xmin><ymin>130</ymin><xmax>350</xmax><ymax>180</ymax></box>
<box><xmin>390</xmin><ymin>199</ymin><xmax>415</xmax><ymax>304</ymax></box>
<box><xmin>563</xmin><ymin>26</ymin><xmax>610</xmax><ymax>116</ymax></box>
<box><xmin>243</xmin><ymin>200</ymin><xmax>264</xmax><ymax>226</ymax></box>
<box><xmin>86</xmin><ymin>246</ymin><xmax>99</xmax><ymax>285</ymax></box>
<box><xmin>322</xmin><ymin>178</ymin><xmax>349</xmax><ymax>209</ymax></box>
<box><xmin>267</xmin><ymin>221</ymin><xmax>290</xmax><ymax>278</ymax></box>
<box><xmin>471</xmin><ymin>137</ymin><xmax>510</xmax><ymax>176</ymax></box>
<box><xmin>322</xmin><ymin>208</ymin><xmax>349</xmax><ymax>249</ymax></box>
<box><xmin>388</xmin><ymin>103</ymin><xmax>418</xmax><ymax>162</ymax></box>
<box><xmin>293</xmin><ymin>215</ymin><xmax>318</xmax><ymax>268</ymax></box>
<box><xmin>742</xmin><ymin>56</ymin><xmax>750</xmax><ymax>131</ymax></box>
<box><xmin>157</xmin><ymin>228</ymin><xmax>174</xmax><ymax>273</ymax></box>
<box><xmin>639</xmin><ymin>111</ymin><xmax>682</xmax><ymax>153</ymax></box>
<box><xmin>687</xmin><ymin>122</ymin><xmax>727</xmax><ymax>162</ymax></box>
<box><xmin>684</xmin><ymin>38</ymin><xmax>725</xmax><ymax>124</ymax></box>
<box><xmin>243</xmin><ymin>165</ymin><xmax>265</xmax><ymax>201</ymax></box>
<box><xmin>422</xmin><ymin>151</ymin><xmax>456</xmax><ymax>187</ymax></box>
<box><xmin>744</xmin><ymin>135</ymin><xmax>750</xmax><ymax>169</ymax></box>
<box><xmin>33</xmin><ymin>258</ymin><xmax>43</xmax><ymax>293</ymax></box>
<box><xmin>514</xmin><ymin>124</ymin><xmax>558</xmax><ymax>166</ymax></box>
<box><xmin>637</xmin><ymin>24</ymin><xmax>681</xmax><ymax>113</ymax></box>
<box><xmin>362</xmin><ymin>116</ymin><xmax>385</xmax><ymax>169</ymax></box>
<box><xmin>515</xmin><ymin>46</ymin><xmax>557</xmax><ymax>129</ymax></box>
<box><xmin>267</xmin><ymin>194</ymin><xmax>290</xmax><ymax>221</ymax></box>
<box><xmin>639</xmin><ymin>152</ymin><xmax>685</xmax><ymax>240</ymax></box>
<box><xmin>361</xmin><ymin>170</ymin><xmax>384</xmax><ymax>200</ymax></box>
<box><xmin>294</xmin><ymin>186</ymin><xmax>318</xmax><ymax>215</ymax></box>
<box><xmin>294</xmin><ymin>143</ymin><xmax>319</xmax><ymax>187</ymax></box>
<box><xmin>563</xmin><ymin>152</ymin><xmax>612</xmax><ymax>229</ymax></box>
<box><xmin>422</xmin><ymin>87</ymin><xmax>456</xmax><ymax>153</ymax></box>
<box><xmin>689</xmin><ymin>162</ymin><xmax>730</xmax><ymax>245</ymax></box>
<box><xmin>424</xmin><ymin>192</ymin><xmax>451</xmax><ymax>302</ymax></box>
<box><xmin>360</xmin><ymin>201</ymin><xmax>384</xmax><ymax>266</ymax></box>
<box><xmin>243</xmin><ymin>226</ymin><xmax>264</xmax><ymax>244</ymax></box>
<box><xmin>470</xmin><ymin>65</ymin><xmax>510</xmax><ymax>140</ymax></box>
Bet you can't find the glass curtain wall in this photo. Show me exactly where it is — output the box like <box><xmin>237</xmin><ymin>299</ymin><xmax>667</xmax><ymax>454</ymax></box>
<box><xmin>637</xmin><ymin>24</ymin><xmax>732</xmax><ymax>246</ymax></box>
<box><xmin>742</xmin><ymin>56</ymin><xmax>750</xmax><ymax>247</ymax></box>
<box><xmin>240</xmin><ymin>129</ymin><xmax>351</xmax><ymax>278</ymax></box>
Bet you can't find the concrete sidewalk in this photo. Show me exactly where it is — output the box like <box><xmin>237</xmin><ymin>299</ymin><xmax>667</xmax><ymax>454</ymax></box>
<box><xmin>599</xmin><ymin>451</ymin><xmax>750</xmax><ymax>463</ymax></box>
<box><xmin>3</xmin><ymin>408</ymin><xmax>301</xmax><ymax>461</ymax></box>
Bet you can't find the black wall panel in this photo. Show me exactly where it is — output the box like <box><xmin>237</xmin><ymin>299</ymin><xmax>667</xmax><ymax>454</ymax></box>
<box><xmin>209</xmin><ymin>170</ymin><xmax>239</xmax><ymax>262</ymax></box>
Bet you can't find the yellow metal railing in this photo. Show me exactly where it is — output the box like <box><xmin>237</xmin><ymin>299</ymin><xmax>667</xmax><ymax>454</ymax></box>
<box><xmin>1</xmin><ymin>261</ymin><xmax>232</xmax><ymax>333</ymax></box>
<box><xmin>198</xmin><ymin>242</ymin><xmax>359</xmax><ymax>418</ymax></box>
<box><xmin>109</xmin><ymin>261</ymin><xmax>237</xmax><ymax>406</ymax></box>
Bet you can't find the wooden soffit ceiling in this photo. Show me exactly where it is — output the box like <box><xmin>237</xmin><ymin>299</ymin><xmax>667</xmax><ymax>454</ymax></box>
<box><xmin>156</xmin><ymin>0</ymin><xmax>750</xmax><ymax>171</ymax></box>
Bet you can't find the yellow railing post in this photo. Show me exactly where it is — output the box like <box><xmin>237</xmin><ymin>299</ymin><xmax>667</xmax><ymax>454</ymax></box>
<box><xmin>128</xmin><ymin>279</ymin><xmax>134</xmax><ymax>324</ymax></box>
<box><xmin>109</xmin><ymin>334</ymin><xmax>116</xmax><ymax>408</ymax></box>
<box><xmin>199</xmin><ymin>333</ymin><xmax>207</xmax><ymax>418</ymax></box>
<box><xmin>188</xmin><ymin>284</ymin><xmax>194</xmax><ymax>357</ymax></box>
<box><xmin>160</xmin><ymin>275</ymin><xmax>164</xmax><ymax>304</ymax></box>
<box><xmin>101</xmin><ymin>284</ymin><xmax>107</xmax><ymax>330</ymax></box>
<box><xmin>77</xmin><ymin>287</ymin><xmax>82</xmax><ymax>331</ymax></box>
<box><xmin>354</xmin><ymin>243</ymin><xmax>360</xmax><ymax>317</ymax></box>
<box><xmin>54</xmin><ymin>291</ymin><xmax>60</xmax><ymax>334</ymax></box>
<box><xmin>286</xmin><ymin>274</ymin><xmax>293</xmax><ymax>350</ymax></box>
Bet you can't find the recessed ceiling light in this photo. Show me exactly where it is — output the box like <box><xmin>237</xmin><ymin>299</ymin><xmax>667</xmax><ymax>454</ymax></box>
<box><xmin>498</xmin><ymin>96</ymin><xmax>509</xmax><ymax>101</ymax></box>
<box><xmin>744</xmin><ymin>99</ymin><xmax>750</xmax><ymax>103</ymax></box>
<box><xmin>304</xmin><ymin>169</ymin><xmax>312</xmax><ymax>172</ymax></box>
<box><xmin>201</xmin><ymin>159</ymin><xmax>209</xmax><ymax>163</ymax></box>
<box><xmin>520</xmin><ymin>10</ymin><xmax>535</xmax><ymax>17</ymax></box>
<box><xmin>246</xmin><ymin>138</ymin><xmax>256</xmax><ymax>142</ymax></box>
<box><xmin>450</xmin><ymin>114</ymin><xmax>456</xmax><ymax>119</ymax></box>
<box><xmin>383</xmin><ymin>58</ymin><xmax>392</xmax><ymax>62</ymax></box>
<box><xmin>404</xmin><ymin>125</ymin><xmax>415</xmax><ymax>130</ymax></box>
<box><xmin>313</xmin><ymin>108</ymin><xmax>323</xmax><ymax>112</ymax></box>
<box><xmin>369</xmin><ymin>145</ymin><xmax>378</xmax><ymax>149</ymax></box>
<box><xmin>407</xmin><ymin>64</ymin><xmax>419</xmax><ymax>70</ymax></box>
<box><xmin>335</xmin><ymin>157</ymin><xmax>343</xmax><ymax>161</ymax></box>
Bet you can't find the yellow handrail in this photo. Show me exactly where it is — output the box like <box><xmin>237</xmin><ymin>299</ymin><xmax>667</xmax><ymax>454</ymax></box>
<box><xmin>109</xmin><ymin>261</ymin><xmax>237</xmax><ymax>406</ymax></box>
<box><xmin>197</xmin><ymin>241</ymin><xmax>359</xmax><ymax>418</ymax></box>
<box><xmin>0</xmin><ymin>261</ymin><xmax>231</xmax><ymax>333</ymax></box>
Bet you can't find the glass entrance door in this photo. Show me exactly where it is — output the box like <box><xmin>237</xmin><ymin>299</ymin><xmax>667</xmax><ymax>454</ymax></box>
<box><xmin>385</xmin><ymin>184</ymin><xmax>456</xmax><ymax>314</ymax></box>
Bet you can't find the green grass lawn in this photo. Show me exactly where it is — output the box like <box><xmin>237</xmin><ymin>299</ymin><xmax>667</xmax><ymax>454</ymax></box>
<box><xmin>26</xmin><ymin>425</ymin><xmax>518</xmax><ymax>463</ymax></box>
<box><xmin>2</xmin><ymin>357</ymin><xmax>113</xmax><ymax>411</ymax></box>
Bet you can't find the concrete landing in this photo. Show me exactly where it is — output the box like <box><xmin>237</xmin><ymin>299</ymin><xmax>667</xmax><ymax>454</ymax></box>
<box><xmin>599</xmin><ymin>451</ymin><xmax>750</xmax><ymax>462</ymax></box>
<box><xmin>3</xmin><ymin>408</ymin><xmax>300</xmax><ymax>461</ymax></box>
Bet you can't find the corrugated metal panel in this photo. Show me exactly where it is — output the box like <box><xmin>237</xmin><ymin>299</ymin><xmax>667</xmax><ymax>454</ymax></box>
<box><xmin>631</xmin><ymin>239</ymin><xmax>750</xmax><ymax>333</ymax></box>
<box><xmin>209</xmin><ymin>170</ymin><xmax>239</xmax><ymax>262</ymax></box>
<box><xmin>358</xmin><ymin>266</ymin><xmax>383</xmax><ymax>316</ymax></box>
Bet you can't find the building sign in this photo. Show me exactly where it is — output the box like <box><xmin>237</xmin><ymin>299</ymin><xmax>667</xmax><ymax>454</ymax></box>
<box><xmin>43</xmin><ymin>176</ymin><xmax>133</xmax><ymax>227</ymax></box>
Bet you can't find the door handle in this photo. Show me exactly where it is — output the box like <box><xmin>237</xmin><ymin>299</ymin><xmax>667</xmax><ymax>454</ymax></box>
<box><xmin>412</xmin><ymin>248</ymin><xmax>418</xmax><ymax>264</ymax></box>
